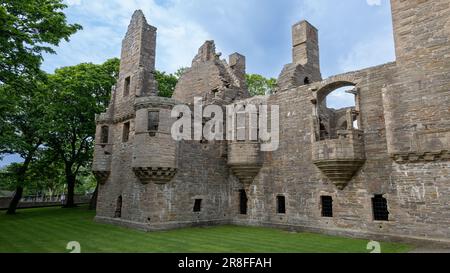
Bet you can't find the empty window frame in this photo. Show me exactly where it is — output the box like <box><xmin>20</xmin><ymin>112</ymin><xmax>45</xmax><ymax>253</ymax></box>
<box><xmin>124</xmin><ymin>76</ymin><xmax>131</xmax><ymax>97</ymax></box>
<box><xmin>321</xmin><ymin>196</ymin><xmax>333</xmax><ymax>217</ymax></box>
<box><xmin>277</xmin><ymin>196</ymin><xmax>286</xmax><ymax>214</ymax></box>
<box><xmin>148</xmin><ymin>110</ymin><xmax>160</xmax><ymax>133</ymax></box>
<box><xmin>372</xmin><ymin>194</ymin><xmax>389</xmax><ymax>221</ymax></box>
<box><xmin>122</xmin><ymin>122</ymin><xmax>130</xmax><ymax>142</ymax></box>
<box><xmin>193</xmin><ymin>199</ymin><xmax>202</xmax><ymax>212</ymax></box>
<box><xmin>114</xmin><ymin>196</ymin><xmax>122</xmax><ymax>218</ymax></box>
<box><xmin>239</xmin><ymin>190</ymin><xmax>248</xmax><ymax>215</ymax></box>
<box><xmin>100</xmin><ymin>125</ymin><xmax>109</xmax><ymax>144</ymax></box>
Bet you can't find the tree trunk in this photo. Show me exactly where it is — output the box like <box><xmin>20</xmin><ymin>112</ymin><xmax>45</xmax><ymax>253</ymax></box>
<box><xmin>64</xmin><ymin>170</ymin><xmax>77</xmax><ymax>208</ymax></box>
<box><xmin>6</xmin><ymin>186</ymin><xmax>24</xmax><ymax>215</ymax></box>
<box><xmin>6</xmin><ymin>155</ymin><xmax>33</xmax><ymax>215</ymax></box>
<box><xmin>89</xmin><ymin>183</ymin><xmax>99</xmax><ymax>210</ymax></box>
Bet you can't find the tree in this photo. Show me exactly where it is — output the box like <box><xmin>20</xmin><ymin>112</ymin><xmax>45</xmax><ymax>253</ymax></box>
<box><xmin>45</xmin><ymin>59</ymin><xmax>119</xmax><ymax>208</ymax></box>
<box><xmin>0</xmin><ymin>155</ymin><xmax>66</xmax><ymax>198</ymax></box>
<box><xmin>155</xmin><ymin>70</ymin><xmax>178</xmax><ymax>98</ymax></box>
<box><xmin>25</xmin><ymin>151</ymin><xmax>66</xmax><ymax>196</ymax></box>
<box><xmin>0</xmin><ymin>1</ymin><xmax>80</xmax><ymax>213</ymax></box>
<box><xmin>0</xmin><ymin>164</ymin><xmax>20</xmax><ymax>193</ymax></box>
<box><xmin>246</xmin><ymin>74</ymin><xmax>277</xmax><ymax>96</ymax></box>
<box><xmin>0</xmin><ymin>0</ymin><xmax>82</xmax><ymax>85</ymax></box>
<box><xmin>0</xmin><ymin>79</ymin><xmax>49</xmax><ymax>214</ymax></box>
<box><xmin>174</xmin><ymin>67</ymin><xmax>188</xmax><ymax>79</ymax></box>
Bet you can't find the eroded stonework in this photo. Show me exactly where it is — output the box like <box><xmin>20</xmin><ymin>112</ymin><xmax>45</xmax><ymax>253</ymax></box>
<box><xmin>94</xmin><ymin>1</ymin><xmax>450</xmax><ymax>245</ymax></box>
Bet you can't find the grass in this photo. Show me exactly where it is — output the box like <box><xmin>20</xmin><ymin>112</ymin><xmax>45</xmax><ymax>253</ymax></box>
<box><xmin>0</xmin><ymin>206</ymin><xmax>412</xmax><ymax>253</ymax></box>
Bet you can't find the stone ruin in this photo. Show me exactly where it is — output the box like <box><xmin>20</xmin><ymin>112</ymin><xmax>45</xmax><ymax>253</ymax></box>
<box><xmin>93</xmin><ymin>0</ymin><xmax>450</xmax><ymax>245</ymax></box>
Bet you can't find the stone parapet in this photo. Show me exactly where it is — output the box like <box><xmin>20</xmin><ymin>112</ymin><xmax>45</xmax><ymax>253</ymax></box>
<box><xmin>312</xmin><ymin>129</ymin><xmax>365</xmax><ymax>189</ymax></box>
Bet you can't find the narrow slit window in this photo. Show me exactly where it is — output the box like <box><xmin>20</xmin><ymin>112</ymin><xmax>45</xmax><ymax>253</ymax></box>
<box><xmin>277</xmin><ymin>196</ymin><xmax>286</xmax><ymax>214</ymax></box>
<box><xmin>239</xmin><ymin>190</ymin><xmax>248</xmax><ymax>215</ymax></box>
<box><xmin>372</xmin><ymin>194</ymin><xmax>389</xmax><ymax>221</ymax></box>
<box><xmin>124</xmin><ymin>76</ymin><xmax>131</xmax><ymax>97</ymax></box>
<box><xmin>115</xmin><ymin>196</ymin><xmax>122</xmax><ymax>218</ymax></box>
<box><xmin>193</xmin><ymin>199</ymin><xmax>202</xmax><ymax>212</ymax></box>
<box><xmin>148</xmin><ymin>111</ymin><xmax>160</xmax><ymax>133</ymax></box>
<box><xmin>122</xmin><ymin>122</ymin><xmax>130</xmax><ymax>143</ymax></box>
<box><xmin>100</xmin><ymin>126</ymin><xmax>109</xmax><ymax>144</ymax></box>
<box><xmin>321</xmin><ymin>196</ymin><xmax>333</xmax><ymax>217</ymax></box>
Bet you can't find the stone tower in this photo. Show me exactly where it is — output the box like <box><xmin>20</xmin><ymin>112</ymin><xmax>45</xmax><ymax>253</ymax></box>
<box><xmin>277</xmin><ymin>20</ymin><xmax>322</xmax><ymax>93</ymax></box>
<box><xmin>383</xmin><ymin>0</ymin><xmax>450</xmax><ymax>159</ymax></box>
<box><xmin>119</xmin><ymin>10</ymin><xmax>158</xmax><ymax>98</ymax></box>
<box><xmin>94</xmin><ymin>11</ymin><xmax>179</xmax><ymax>225</ymax></box>
<box><xmin>292</xmin><ymin>21</ymin><xmax>321</xmax><ymax>76</ymax></box>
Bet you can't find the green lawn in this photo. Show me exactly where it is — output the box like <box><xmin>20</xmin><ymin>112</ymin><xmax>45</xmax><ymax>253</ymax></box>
<box><xmin>0</xmin><ymin>206</ymin><xmax>412</xmax><ymax>253</ymax></box>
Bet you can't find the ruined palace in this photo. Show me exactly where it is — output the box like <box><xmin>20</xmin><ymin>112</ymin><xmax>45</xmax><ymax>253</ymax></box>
<box><xmin>93</xmin><ymin>0</ymin><xmax>450</xmax><ymax>244</ymax></box>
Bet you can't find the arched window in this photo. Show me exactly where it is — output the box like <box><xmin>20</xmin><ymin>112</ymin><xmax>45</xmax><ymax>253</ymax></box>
<box><xmin>304</xmin><ymin>77</ymin><xmax>310</xmax><ymax>85</ymax></box>
<box><xmin>315</xmin><ymin>82</ymin><xmax>359</xmax><ymax>141</ymax></box>
<box><xmin>100</xmin><ymin>126</ymin><xmax>109</xmax><ymax>144</ymax></box>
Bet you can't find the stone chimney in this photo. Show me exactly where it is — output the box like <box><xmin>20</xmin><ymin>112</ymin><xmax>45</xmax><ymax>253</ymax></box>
<box><xmin>292</xmin><ymin>20</ymin><xmax>320</xmax><ymax>72</ymax></box>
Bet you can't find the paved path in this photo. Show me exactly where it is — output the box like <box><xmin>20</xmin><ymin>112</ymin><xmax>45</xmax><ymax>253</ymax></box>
<box><xmin>409</xmin><ymin>248</ymin><xmax>450</xmax><ymax>253</ymax></box>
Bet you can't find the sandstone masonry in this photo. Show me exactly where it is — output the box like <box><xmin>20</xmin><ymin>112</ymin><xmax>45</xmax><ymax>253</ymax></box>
<box><xmin>93</xmin><ymin>1</ymin><xmax>450</xmax><ymax>245</ymax></box>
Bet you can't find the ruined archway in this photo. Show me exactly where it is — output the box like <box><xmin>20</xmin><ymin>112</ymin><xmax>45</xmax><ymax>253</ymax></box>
<box><xmin>316</xmin><ymin>81</ymin><xmax>356</xmax><ymax>104</ymax></box>
<box><xmin>311</xmin><ymin>80</ymin><xmax>365</xmax><ymax>190</ymax></box>
<box><xmin>314</xmin><ymin>81</ymin><xmax>359</xmax><ymax>141</ymax></box>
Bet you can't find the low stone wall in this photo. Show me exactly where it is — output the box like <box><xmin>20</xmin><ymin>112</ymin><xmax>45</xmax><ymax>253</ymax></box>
<box><xmin>0</xmin><ymin>195</ymin><xmax>91</xmax><ymax>210</ymax></box>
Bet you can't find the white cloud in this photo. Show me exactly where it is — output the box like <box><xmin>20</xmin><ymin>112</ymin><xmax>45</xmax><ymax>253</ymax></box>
<box><xmin>326</xmin><ymin>88</ymin><xmax>356</xmax><ymax>109</ymax></box>
<box><xmin>42</xmin><ymin>25</ymin><xmax>122</xmax><ymax>72</ymax></box>
<box><xmin>65</xmin><ymin>0</ymin><xmax>82</xmax><ymax>6</ymax></box>
<box><xmin>366</xmin><ymin>0</ymin><xmax>382</xmax><ymax>6</ymax></box>
<box><xmin>337</xmin><ymin>34</ymin><xmax>395</xmax><ymax>73</ymax></box>
<box><xmin>45</xmin><ymin>0</ymin><xmax>211</xmax><ymax>73</ymax></box>
<box><xmin>46</xmin><ymin>0</ymin><xmax>394</xmax><ymax>77</ymax></box>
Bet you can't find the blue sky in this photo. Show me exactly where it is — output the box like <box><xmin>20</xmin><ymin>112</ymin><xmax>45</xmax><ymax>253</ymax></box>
<box><xmin>1</xmin><ymin>0</ymin><xmax>395</xmax><ymax>167</ymax></box>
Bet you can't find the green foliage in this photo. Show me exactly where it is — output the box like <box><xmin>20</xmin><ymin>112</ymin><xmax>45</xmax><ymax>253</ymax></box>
<box><xmin>0</xmin><ymin>164</ymin><xmax>20</xmax><ymax>192</ymax></box>
<box><xmin>246</xmin><ymin>74</ymin><xmax>277</xmax><ymax>96</ymax></box>
<box><xmin>174</xmin><ymin>67</ymin><xmax>188</xmax><ymax>79</ymax></box>
<box><xmin>0</xmin><ymin>158</ymin><xmax>65</xmax><ymax>196</ymax></box>
<box><xmin>0</xmin><ymin>1</ymin><xmax>80</xmax><ymax>210</ymax></box>
<box><xmin>0</xmin><ymin>0</ymin><xmax>82</xmax><ymax>84</ymax></box>
<box><xmin>0</xmin><ymin>76</ymin><xmax>51</xmax><ymax>196</ymax></box>
<box><xmin>0</xmin><ymin>78</ymin><xmax>48</xmax><ymax>158</ymax></box>
<box><xmin>0</xmin><ymin>158</ymin><xmax>96</xmax><ymax>196</ymax></box>
<box><xmin>75</xmin><ymin>172</ymin><xmax>97</xmax><ymax>194</ymax></box>
<box><xmin>155</xmin><ymin>70</ymin><xmax>178</xmax><ymax>98</ymax></box>
<box><xmin>23</xmin><ymin>151</ymin><xmax>66</xmax><ymax>196</ymax></box>
<box><xmin>154</xmin><ymin>67</ymin><xmax>189</xmax><ymax>98</ymax></box>
<box><xmin>44</xmin><ymin>59</ymin><xmax>120</xmax><ymax>192</ymax></box>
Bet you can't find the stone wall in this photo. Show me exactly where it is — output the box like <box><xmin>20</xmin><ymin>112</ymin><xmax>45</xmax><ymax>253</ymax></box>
<box><xmin>0</xmin><ymin>195</ymin><xmax>91</xmax><ymax>210</ymax></box>
<box><xmin>94</xmin><ymin>1</ymin><xmax>450</xmax><ymax>244</ymax></box>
